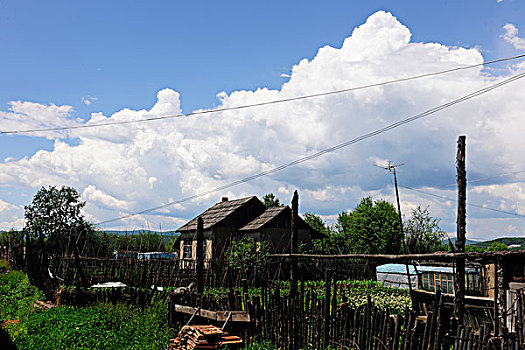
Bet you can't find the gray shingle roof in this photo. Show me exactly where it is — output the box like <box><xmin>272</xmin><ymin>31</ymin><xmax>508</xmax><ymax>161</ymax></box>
<box><xmin>176</xmin><ymin>196</ymin><xmax>258</xmax><ymax>232</ymax></box>
<box><xmin>239</xmin><ymin>206</ymin><xmax>288</xmax><ymax>231</ymax></box>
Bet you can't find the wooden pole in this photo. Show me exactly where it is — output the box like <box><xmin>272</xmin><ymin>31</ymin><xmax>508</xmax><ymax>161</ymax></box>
<box><xmin>455</xmin><ymin>135</ymin><xmax>466</xmax><ymax>323</ymax></box>
<box><xmin>290</xmin><ymin>190</ymin><xmax>299</xmax><ymax>349</ymax></box>
<box><xmin>290</xmin><ymin>190</ymin><xmax>299</xmax><ymax>298</ymax></box>
<box><xmin>196</xmin><ymin>216</ymin><xmax>204</xmax><ymax>295</ymax></box>
<box><xmin>392</xmin><ymin>166</ymin><xmax>416</xmax><ymax>298</ymax></box>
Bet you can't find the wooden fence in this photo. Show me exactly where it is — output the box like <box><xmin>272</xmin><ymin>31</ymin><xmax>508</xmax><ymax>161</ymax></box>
<box><xmin>168</xmin><ymin>279</ymin><xmax>525</xmax><ymax>350</ymax></box>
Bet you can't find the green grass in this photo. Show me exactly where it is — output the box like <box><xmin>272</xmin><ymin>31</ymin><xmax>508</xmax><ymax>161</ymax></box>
<box><xmin>1</xmin><ymin>269</ymin><xmax>175</xmax><ymax>349</ymax></box>
<box><xmin>0</xmin><ymin>269</ymin><xmax>45</xmax><ymax>322</ymax></box>
<box><xmin>6</xmin><ymin>300</ymin><xmax>175</xmax><ymax>350</ymax></box>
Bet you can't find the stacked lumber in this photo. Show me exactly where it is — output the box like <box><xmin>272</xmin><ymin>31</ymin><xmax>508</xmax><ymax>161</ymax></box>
<box><xmin>168</xmin><ymin>325</ymin><xmax>242</xmax><ymax>350</ymax></box>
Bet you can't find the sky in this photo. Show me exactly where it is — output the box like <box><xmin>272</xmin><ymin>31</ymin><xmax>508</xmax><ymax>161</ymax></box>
<box><xmin>1</xmin><ymin>0</ymin><xmax>525</xmax><ymax>241</ymax></box>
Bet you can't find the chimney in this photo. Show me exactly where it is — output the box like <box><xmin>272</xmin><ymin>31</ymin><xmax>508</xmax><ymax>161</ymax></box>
<box><xmin>221</xmin><ymin>197</ymin><xmax>228</xmax><ymax>202</ymax></box>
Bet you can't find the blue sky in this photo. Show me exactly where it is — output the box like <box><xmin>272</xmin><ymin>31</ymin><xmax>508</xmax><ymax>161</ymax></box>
<box><xmin>1</xmin><ymin>1</ymin><xmax>525</xmax><ymax>239</ymax></box>
<box><xmin>2</xmin><ymin>1</ymin><xmax>522</xmax><ymax>117</ymax></box>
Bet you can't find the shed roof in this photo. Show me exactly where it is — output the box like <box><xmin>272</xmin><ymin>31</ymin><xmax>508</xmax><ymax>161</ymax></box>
<box><xmin>239</xmin><ymin>206</ymin><xmax>288</xmax><ymax>231</ymax></box>
<box><xmin>177</xmin><ymin>196</ymin><xmax>259</xmax><ymax>232</ymax></box>
<box><xmin>376</xmin><ymin>263</ymin><xmax>478</xmax><ymax>275</ymax></box>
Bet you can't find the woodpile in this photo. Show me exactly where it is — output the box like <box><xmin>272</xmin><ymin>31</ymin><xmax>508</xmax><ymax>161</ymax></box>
<box><xmin>168</xmin><ymin>325</ymin><xmax>242</xmax><ymax>350</ymax></box>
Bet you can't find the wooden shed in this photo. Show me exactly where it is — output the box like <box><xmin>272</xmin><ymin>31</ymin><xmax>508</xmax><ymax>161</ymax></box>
<box><xmin>176</xmin><ymin>196</ymin><xmax>267</xmax><ymax>263</ymax></box>
<box><xmin>238</xmin><ymin>206</ymin><xmax>323</xmax><ymax>253</ymax></box>
<box><xmin>176</xmin><ymin>196</ymin><xmax>323</xmax><ymax>262</ymax></box>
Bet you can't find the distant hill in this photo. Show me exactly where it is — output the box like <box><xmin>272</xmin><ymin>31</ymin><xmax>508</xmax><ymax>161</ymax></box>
<box><xmin>469</xmin><ymin>237</ymin><xmax>525</xmax><ymax>250</ymax></box>
<box><xmin>100</xmin><ymin>229</ymin><xmax>179</xmax><ymax>237</ymax></box>
<box><xmin>443</xmin><ymin>237</ymin><xmax>480</xmax><ymax>246</ymax></box>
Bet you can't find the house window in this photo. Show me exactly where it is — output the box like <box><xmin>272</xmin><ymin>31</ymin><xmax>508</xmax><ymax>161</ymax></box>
<box><xmin>183</xmin><ymin>240</ymin><xmax>192</xmax><ymax>259</ymax></box>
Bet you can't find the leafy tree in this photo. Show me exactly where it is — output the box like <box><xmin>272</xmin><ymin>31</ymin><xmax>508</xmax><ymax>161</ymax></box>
<box><xmin>262</xmin><ymin>193</ymin><xmax>283</xmax><ymax>208</ymax></box>
<box><xmin>336</xmin><ymin>197</ymin><xmax>402</xmax><ymax>254</ymax></box>
<box><xmin>24</xmin><ymin>185</ymin><xmax>94</xmax><ymax>256</ymax></box>
<box><xmin>486</xmin><ymin>241</ymin><xmax>510</xmax><ymax>252</ymax></box>
<box><xmin>303</xmin><ymin>212</ymin><xmax>332</xmax><ymax>237</ymax></box>
<box><xmin>404</xmin><ymin>206</ymin><xmax>447</xmax><ymax>253</ymax></box>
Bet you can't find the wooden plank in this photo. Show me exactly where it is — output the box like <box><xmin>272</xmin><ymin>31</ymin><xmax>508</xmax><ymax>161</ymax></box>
<box><xmin>173</xmin><ymin>304</ymin><xmax>250</xmax><ymax>322</ymax></box>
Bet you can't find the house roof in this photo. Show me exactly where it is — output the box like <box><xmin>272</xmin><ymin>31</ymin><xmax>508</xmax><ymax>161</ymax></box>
<box><xmin>239</xmin><ymin>206</ymin><xmax>288</xmax><ymax>231</ymax></box>
<box><xmin>177</xmin><ymin>196</ymin><xmax>259</xmax><ymax>232</ymax></box>
<box><xmin>239</xmin><ymin>206</ymin><xmax>325</xmax><ymax>239</ymax></box>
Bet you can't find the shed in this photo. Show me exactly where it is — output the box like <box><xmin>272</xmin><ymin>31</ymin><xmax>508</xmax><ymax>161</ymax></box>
<box><xmin>176</xmin><ymin>196</ymin><xmax>267</xmax><ymax>261</ymax></box>
<box><xmin>238</xmin><ymin>206</ymin><xmax>323</xmax><ymax>253</ymax></box>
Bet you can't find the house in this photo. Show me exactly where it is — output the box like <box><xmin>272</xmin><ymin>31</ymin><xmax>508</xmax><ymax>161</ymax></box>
<box><xmin>176</xmin><ymin>196</ymin><xmax>321</xmax><ymax>263</ymax></box>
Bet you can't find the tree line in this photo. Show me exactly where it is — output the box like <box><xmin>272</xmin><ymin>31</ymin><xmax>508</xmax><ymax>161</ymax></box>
<box><xmin>0</xmin><ymin>186</ymin><xmax>178</xmax><ymax>260</ymax></box>
<box><xmin>264</xmin><ymin>193</ymin><xmax>448</xmax><ymax>255</ymax></box>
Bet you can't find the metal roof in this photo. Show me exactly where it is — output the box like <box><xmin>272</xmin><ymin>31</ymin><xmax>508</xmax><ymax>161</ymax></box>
<box><xmin>239</xmin><ymin>206</ymin><xmax>288</xmax><ymax>231</ymax></box>
<box><xmin>177</xmin><ymin>196</ymin><xmax>259</xmax><ymax>232</ymax></box>
<box><xmin>376</xmin><ymin>263</ymin><xmax>478</xmax><ymax>275</ymax></box>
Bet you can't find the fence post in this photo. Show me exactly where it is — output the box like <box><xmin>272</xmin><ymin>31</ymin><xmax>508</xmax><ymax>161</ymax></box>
<box><xmin>196</xmin><ymin>217</ymin><xmax>204</xmax><ymax>296</ymax></box>
<box><xmin>454</xmin><ymin>135</ymin><xmax>466</xmax><ymax>324</ymax></box>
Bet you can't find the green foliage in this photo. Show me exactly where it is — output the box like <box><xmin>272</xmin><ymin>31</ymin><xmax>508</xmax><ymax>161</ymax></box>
<box><xmin>486</xmin><ymin>241</ymin><xmax>510</xmax><ymax>252</ymax></box>
<box><xmin>165</xmin><ymin>235</ymin><xmax>180</xmax><ymax>253</ymax></box>
<box><xmin>90</xmin><ymin>231</ymin><xmax>172</xmax><ymax>257</ymax></box>
<box><xmin>6</xmin><ymin>300</ymin><xmax>173</xmax><ymax>350</ymax></box>
<box><xmin>303</xmin><ymin>212</ymin><xmax>332</xmax><ymax>236</ymax></box>
<box><xmin>262</xmin><ymin>193</ymin><xmax>283</xmax><ymax>208</ymax></box>
<box><xmin>404</xmin><ymin>206</ymin><xmax>447</xmax><ymax>253</ymax></box>
<box><xmin>0</xmin><ymin>270</ymin><xmax>44</xmax><ymax>321</ymax></box>
<box><xmin>226</xmin><ymin>238</ymin><xmax>269</xmax><ymax>274</ymax></box>
<box><xmin>24</xmin><ymin>185</ymin><xmax>94</xmax><ymax>255</ymax></box>
<box><xmin>465</xmin><ymin>245</ymin><xmax>484</xmax><ymax>253</ymax></box>
<box><xmin>335</xmin><ymin>197</ymin><xmax>402</xmax><ymax>254</ymax></box>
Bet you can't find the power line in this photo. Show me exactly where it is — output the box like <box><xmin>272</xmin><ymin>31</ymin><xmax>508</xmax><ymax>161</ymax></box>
<box><xmin>97</xmin><ymin>70</ymin><xmax>525</xmax><ymax>225</ymax></box>
<box><xmin>438</xmin><ymin>169</ymin><xmax>525</xmax><ymax>188</ymax></box>
<box><xmin>2</xmin><ymin>54</ymin><xmax>525</xmax><ymax>136</ymax></box>
<box><xmin>400</xmin><ymin>184</ymin><xmax>525</xmax><ymax>219</ymax></box>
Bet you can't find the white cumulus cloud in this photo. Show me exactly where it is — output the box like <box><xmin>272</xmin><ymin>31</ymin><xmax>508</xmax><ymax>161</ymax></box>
<box><xmin>0</xmin><ymin>101</ymin><xmax>82</xmax><ymax>139</ymax></box>
<box><xmin>503</xmin><ymin>24</ymin><xmax>525</xmax><ymax>50</ymax></box>
<box><xmin>1</xmin><ymin>11</ymin><xmax>525</xmax><ymax>240</ymax></box>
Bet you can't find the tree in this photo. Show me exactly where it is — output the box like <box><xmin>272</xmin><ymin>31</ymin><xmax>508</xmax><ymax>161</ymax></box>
<box><xmin>336</xmin><ymin>197</ymin><xmax>402</xmax><ymax>254</ymax></box>
<box><xmin>404</xmin><ymin>206</ymin><xmax>447</xmax><ymax>253</ymax></box>
<box><xmin>262</xmin><ymin>193</ymin><xmax>283</xmax><ymax>208</ymax></box>
<box><xmin>304</xmin><ymin>212</ymin><xmax>332</xmax><ymax>236</ymax></box>
<box><xmin>24</xmin><ymin>185</ymin><xmax>94</xmax><ymax>257</ymax></box>
<box><xmin>486</xmin><ymin>241</ymin><xmax>510</xmax><ymax>252</ymax></box>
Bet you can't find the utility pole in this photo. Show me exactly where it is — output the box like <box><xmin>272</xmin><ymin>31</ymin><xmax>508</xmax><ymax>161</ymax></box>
<box><xmin>383</xmin><ymin>162</ymin><xmax>416</xmax><ymax>296</ymax></box>
<box><xmin>455</xmin><ymin>136</ymin><xmax>466</xmax><ymax>323</ymax></box>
